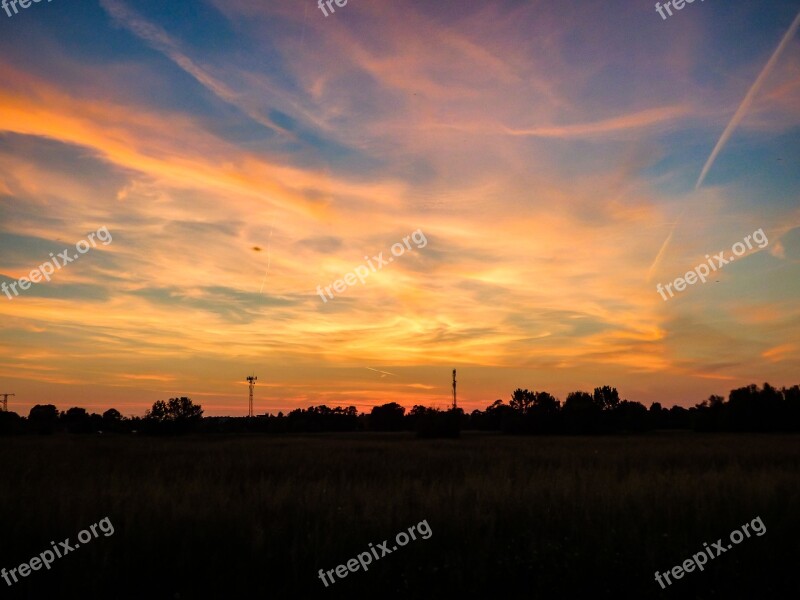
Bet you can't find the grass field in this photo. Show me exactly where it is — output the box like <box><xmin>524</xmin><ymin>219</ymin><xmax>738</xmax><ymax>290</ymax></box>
<box><xmin>1</xmin><ymin>432</ymin><xmax>798</xmax><ymax>598</ymax></box>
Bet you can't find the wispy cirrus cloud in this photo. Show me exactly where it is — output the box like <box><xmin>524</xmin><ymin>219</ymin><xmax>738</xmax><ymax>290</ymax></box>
<box><xmin>0</xmin><ymin>0</ymin><xmax>798</xmax><ymax>415</ymax></box>
<box><xmin>99</xmin><ymin>0</ymin><xmax>286</xmax><ymax>136</ymax></box>
<box><xmin>502</xmin><ymin>105</ymin><xmax>692</xmax><ymax>139</ymax></box>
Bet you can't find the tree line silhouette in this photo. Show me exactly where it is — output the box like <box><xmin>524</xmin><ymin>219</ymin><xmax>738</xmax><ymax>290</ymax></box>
<box><xmin>1</xmin><ymin>383</ymin><xmax>798</xmax><ymax>437</ymax></box>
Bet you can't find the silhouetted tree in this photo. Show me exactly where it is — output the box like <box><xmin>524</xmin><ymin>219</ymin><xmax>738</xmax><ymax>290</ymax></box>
<box><xmin>668</xmin><ymin>405</ymin><xmax>690</xmax><ymax>428</ymax></box>
<box><xmin>563</xmin><ymin>392</ymin><xmax>601</xmax><ymax>434</ymax></box>
<box><xmin>469</xmin><ymin>400</ymin><xmax>515</xmax><ymax>430</ymax></box>
<box><xmin>648</xmin><ymin>402</ymin><xmax>667</xmax><ymax>429</ymax></box>
<box><xmin>526</xmin><ymin>391</ymin><xmax>561</xmax><ymax>433</ymax></box>
<box><xmin>413</xmin><ymin>407</ymin><xmax>461</xmax><ymax>438</ymax></box>
<box><xmin>405</xmin><ymin>405</ymin><xmax>430</xmax><ymax>430</ymax></box>
<box><xmin>61</xmin><ymin>407</ymin><xmax>92</xmax><ymax>434</ymax></box>
<box><xmin>593</xmin><ymin>386</ymin><xmax>620</xmax><ymax>411</ymax></box>
<box><xmin>144</xmin><ymin>397</ymin><xmax>203</xmax><ymax>434</ymax></box>
<box><xmin>0</xmin><ymin>411</ymin><xmax>22</xmax><ymax>435</ymax></box>
<box><xmin>101</xmin><ymin>408</ymin><xmax>124</xmax><ymax>433</ymax></box>
<box><xmin>369</xmin><ymin>402</ymin><xmax>405</xmax><ymax>431</ymax></box>
<box><xmin>15</xmin><ymin>380</ymin><xmax>799</xmax><ymax>438</ymax></box>
<box><xmin>103</xmin><ymin>408</ymin><xmax>122</xmax><ymax>422</ymax></box>
<box><xmin>29</xmin><ymin>404</ymin><xmax>59</xmax><ymax>434</ymax></box>
<box><xmin>167</xmin><ymin>397</ymin><xmax>203</xmax><ymax>421</ymax></box>
<box><xmin>727</xmin><ymin>384</ymin><xmax>760</xmax><ymax>431</ymax></box>
<box><xmin>784</xmin><ymin>385</ymin><xmax>800</xmax><ymax>431</ymax></box>
<box><xmin>694</xmin><ymin>395</ymin><xmax>726</xmax><ymax>431</ymax></box>
<box><xmin>146</xmin><ymin>400</ymin><xmax>169</xmax><ymax>422</ymax></box>
<box><xmin>612</xmin><ymin>400</ymin><xmax>648</xmax><ymax>432</ymax></box>
<box><xmin>285</xmin><ymin>405</ymin><xmax>359</xmax><ymax>432</ymax></box>
<box><xmin>510</xmin><ymin>389</ymin><xmax>534</xmax><ymax>414</ymax></box>
<box><xmin>758</xmin><ymin>383</ymin><xmax>784</xmax><ymax>431</ymax></box>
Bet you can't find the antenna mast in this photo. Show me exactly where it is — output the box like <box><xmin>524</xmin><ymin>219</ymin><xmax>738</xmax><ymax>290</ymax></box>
<box><xmin>0</xmin><ymin>393</ymin><xmax>15</xmax><ymax>412</ymax></box>
<box><xmin>452</xmin><ymin>369</ymin><xmax>457</xmax><ymax>410</ymax></box>
<box><xmin>246</xmin><ymin>376</ymin><xmax>257</xmax><ymax>417</ymax></box>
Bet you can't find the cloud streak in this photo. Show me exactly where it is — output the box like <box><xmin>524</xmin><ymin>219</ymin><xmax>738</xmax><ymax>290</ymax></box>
<box><xmin>99</xmin><ymin>0</ymin><xmax>285</xmax><ymax>136</ymax></box>
<box><xmin>504</xmin><ymin>105</ymin><xmax>691</xmax><ymax>139</ymax></box>
<box><xmin>0</xmin><ymin>0</ymin><xmax>798</xmax><ymax>415</ymax></box>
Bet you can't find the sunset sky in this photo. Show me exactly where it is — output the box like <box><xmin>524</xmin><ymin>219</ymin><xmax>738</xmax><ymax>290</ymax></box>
<box><xmin>1</xmin><ymin>0</ymin><xmax>799</xmax><ymax>416</ymax></box>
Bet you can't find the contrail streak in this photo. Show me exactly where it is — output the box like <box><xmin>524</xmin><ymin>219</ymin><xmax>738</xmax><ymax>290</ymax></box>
<box><xmin>696</xmin><ymin>10</ymin><xmax>800</xmax><ymax>189</ymax></box>
<box><xmin>649</xmin><ymin>11</ymin><xmax>800</xmax><ymax>281</ymax></box>
<box><xmin>366</xmin><ymin>367</ymin><xmax>398</xmax><ymax>378</ymax></box>
<box><xmin>99</xmin><ymin>0</ymin><xmax>287</xmax><ymax>137</ymax></box>
<box><xmin>645</xmin><ymin>212</ymin><xmax>682</xmax><ymax>282</ymax></box>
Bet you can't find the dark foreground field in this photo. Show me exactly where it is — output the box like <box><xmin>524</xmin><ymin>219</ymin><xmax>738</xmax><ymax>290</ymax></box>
<box><xmin>1</xmin><ymin>432</ymin><xmax>798</xmax><ymax>599</ymax></box>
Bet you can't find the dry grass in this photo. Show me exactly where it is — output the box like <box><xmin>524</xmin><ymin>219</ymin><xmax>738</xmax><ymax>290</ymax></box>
<box><xmin>1</xmin><ymin>432</ymin><xmax>798</xmax><ymax>598</ymax></box>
